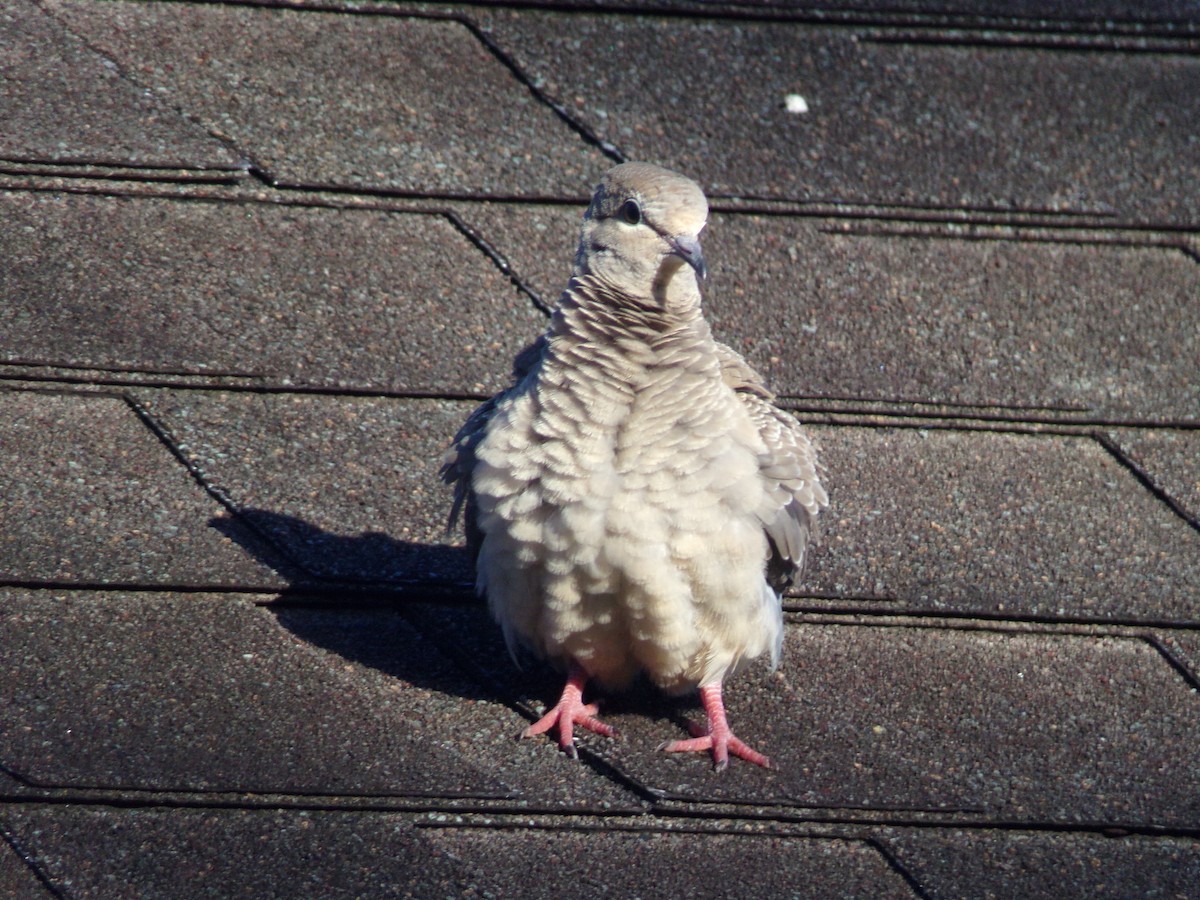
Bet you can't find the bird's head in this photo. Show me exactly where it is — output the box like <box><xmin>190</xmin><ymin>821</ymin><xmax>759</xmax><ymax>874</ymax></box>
<box><xmin>574</xmin><ymin>162</ymin><xmax>709</xmax><ymax>312</ymax></box>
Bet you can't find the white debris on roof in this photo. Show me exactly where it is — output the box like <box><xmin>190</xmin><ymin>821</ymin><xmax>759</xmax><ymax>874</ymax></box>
<box><xmin>784</xmin><ymin>93</ymin><xmax>809</xmax><ymax>114</ymax></box>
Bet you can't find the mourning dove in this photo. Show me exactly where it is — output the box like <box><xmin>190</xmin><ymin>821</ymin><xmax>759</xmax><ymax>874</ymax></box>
<box><xmin>443</xmin><ymin>162</ymin><xmax>827</xmax><ymax>770</ymax></box>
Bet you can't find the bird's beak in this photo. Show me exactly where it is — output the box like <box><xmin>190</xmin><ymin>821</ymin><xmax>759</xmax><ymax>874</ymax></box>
<box><xmin>669</xmin><ymin>234</ymin><xmax>707</xmax><ymax>281</ymax></box>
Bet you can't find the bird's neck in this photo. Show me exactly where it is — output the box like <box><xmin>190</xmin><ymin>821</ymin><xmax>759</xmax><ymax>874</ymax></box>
<box><xmin>545</xmin><ymin>280</ymin><xmax>717</xmax><ymax>389</ymax></box>
<box><xmin>559</xmin><ymin>274</ymin><xmax>703</xmax><ymax>337</ymax></box>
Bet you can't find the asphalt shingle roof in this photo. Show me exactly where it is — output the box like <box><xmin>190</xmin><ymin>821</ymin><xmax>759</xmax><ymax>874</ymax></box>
<box><xmin>2</xmin><ymin>0</ymin><xmax>1198</xmax><ymax>895</ymax></box>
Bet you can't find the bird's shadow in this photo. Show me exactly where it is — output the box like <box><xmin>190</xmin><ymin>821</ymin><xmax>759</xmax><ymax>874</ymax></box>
<box><xmin>210</xmin><ymin>508</ymin><xmax>689</xmax><ymax>721</ymax></box>
<box><xmin>211</xmin><ymin>507</ymin><xmax>471</xmax><ymax>588</ymax></box>
<box><xmin>210</xmin><ymin>508</ymin><xmax>505</xmax><ymax>702</ymax></box>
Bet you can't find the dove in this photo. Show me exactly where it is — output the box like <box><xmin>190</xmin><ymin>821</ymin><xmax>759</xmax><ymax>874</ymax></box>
<box><xmin>443</xmin><ymin>162</ymin><xmax>827</xmax><ymax>770</ymax></box>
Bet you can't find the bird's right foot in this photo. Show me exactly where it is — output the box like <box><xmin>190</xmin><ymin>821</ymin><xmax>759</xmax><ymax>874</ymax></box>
<box><xmin>521</xmin><ymin>664</ymin><xmax>617</xmax><ymax>758</ymax></box>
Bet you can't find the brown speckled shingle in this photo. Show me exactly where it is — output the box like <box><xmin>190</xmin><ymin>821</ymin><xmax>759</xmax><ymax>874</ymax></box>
<box><xmin>2</xmin><ymin>0</ymin><xmax>1198</xmax><ymax>894</ymax></box>
<box><xmin>0</xmin><ymin>192</ymin><xmax>544</xmax><ymax>394</ymax></box>
<box><xmin>45</xmin><ymin>0</ymin><xmax>610</xmax><ymax>195</ymax></box>
<box><xmin>0</xmin><ymin>391</ymin><xmax>280</xmax><ymax>587</ymax></box>
<box><xmin>0</xmin><ymin>0</ymin><xmax>241</xmax><ymax>171</ymax></box>
<box><xmin>480</xmin><ymin>9</ymin><xmax>1200</xmax><ymax>224</ymax></box>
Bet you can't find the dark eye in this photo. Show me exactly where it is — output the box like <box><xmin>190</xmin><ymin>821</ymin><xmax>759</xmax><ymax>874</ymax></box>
<box><xmin>619</xmin><ymin>199</ymin><xmax>641</xmax><ymax>225</ymax></box>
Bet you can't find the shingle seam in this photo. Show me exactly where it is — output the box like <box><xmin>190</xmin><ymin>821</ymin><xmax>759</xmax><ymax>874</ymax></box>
<box><xmin>119</xmin><ymin>394</ymin><xmax>320</xmax><ymax>583</ymax></box>
<box><xmin>1092</xmin><ymin>431</ymin><xmax>1200</xmax><ymax>533</ymax></box>
<box><xmin>0</xmin><ymin>822</ymin><xmax>66</xmax><ymax>900</ymax></box>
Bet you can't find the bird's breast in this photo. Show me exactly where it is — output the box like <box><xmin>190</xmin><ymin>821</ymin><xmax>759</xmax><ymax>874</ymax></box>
<box><xmin>472</xmin><ymin>353</ymin><xmax>779</xmax><ymax>690</ymax></box>
<box><xmin>477</xmin><ymin>355</ymin><xmax>766</xmax><ymax>554</ymax></box>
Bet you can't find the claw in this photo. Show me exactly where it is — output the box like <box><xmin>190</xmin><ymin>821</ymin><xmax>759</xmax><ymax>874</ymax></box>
<box><xmin>660</xmin><ymin>683</ymin><xmax>770</xmax><ymax>770</ymax></box>
<box><xmin>521</xmin><ymin>662</ymin><xmax>617</xmax><ymax>757</ymax></box>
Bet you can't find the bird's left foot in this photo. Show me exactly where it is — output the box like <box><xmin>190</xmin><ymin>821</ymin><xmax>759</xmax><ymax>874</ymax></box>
<box><xmin>660</xmin><ymin>683</ymin><xmax>770</xmax><ymax>771</ymax></box>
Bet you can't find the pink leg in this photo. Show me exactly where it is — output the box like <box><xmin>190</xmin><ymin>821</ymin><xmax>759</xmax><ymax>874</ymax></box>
<box><xmin>522</xmin><ymin>662</ymin><xmax>617</xmax><ymax>758</ymax></box>
<box><xmin>660</xmin><ymin>682</ymin><xmax>771</xmax><ymax>771</ymax></box>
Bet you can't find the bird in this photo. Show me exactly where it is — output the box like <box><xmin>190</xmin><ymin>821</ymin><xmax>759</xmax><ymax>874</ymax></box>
<box><xmin>442</xmin><ymin>162</ymin><xmax>827</xmax><ymax>770</ymax></box>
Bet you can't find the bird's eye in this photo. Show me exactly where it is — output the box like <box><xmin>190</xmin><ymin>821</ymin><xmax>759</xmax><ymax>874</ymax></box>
<box><xmin>619</xmin><ymin>199</ymin><xmax>641</xmax><ymax>225</ymax></box>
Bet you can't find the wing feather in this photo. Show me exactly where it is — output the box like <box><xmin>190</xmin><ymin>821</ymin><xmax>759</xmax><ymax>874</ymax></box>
<box><xmin>440</xmin><ymin>334</ymin><xmax>548</xmax><ymax>557</ymax></box>
<box><xmin>715</xmin><ymin>342</ymin><xmax>828</xmax><ymax>594</ymax></box>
